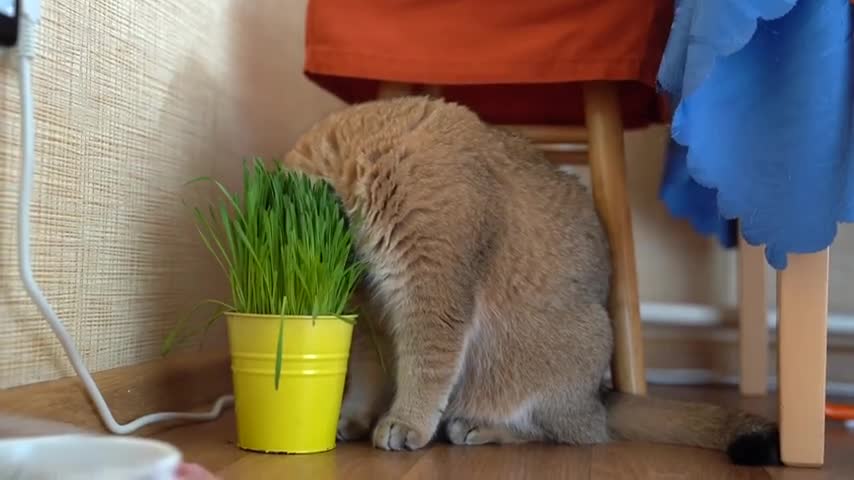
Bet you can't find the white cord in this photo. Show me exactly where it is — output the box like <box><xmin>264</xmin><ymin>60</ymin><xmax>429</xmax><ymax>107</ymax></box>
<box><xmin>15</xmin><ymin>5</ymin><xmax>232</xmax><ymax>435</ymax></box>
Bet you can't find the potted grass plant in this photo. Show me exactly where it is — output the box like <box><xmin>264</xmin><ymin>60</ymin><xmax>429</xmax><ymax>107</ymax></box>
<box><xmin>163</xmin><ymin>159</ymin><xmax>363</xmax><ymax>454</ymax></box>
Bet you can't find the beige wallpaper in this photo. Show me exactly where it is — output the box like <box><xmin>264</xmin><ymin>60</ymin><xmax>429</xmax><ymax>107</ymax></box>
<box><xmin>1</xmin><ymin>0</ymin><xmax>851</xmax><ymax>389</ymax></box>
<box><xmin>0</xmin><ymin>0</ymin><xmax>342</xmax><ymax>389</ymax></box>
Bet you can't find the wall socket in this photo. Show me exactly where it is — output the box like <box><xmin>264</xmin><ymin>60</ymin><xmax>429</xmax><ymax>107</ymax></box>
<box><xmin>0</xmin><ymin>0</ymin><xmax>17</xmax><ymax>47</ymax></box>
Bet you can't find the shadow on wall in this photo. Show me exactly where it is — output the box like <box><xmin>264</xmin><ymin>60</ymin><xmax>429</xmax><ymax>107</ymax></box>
<box><xmin>0</xmin><ymin>0</ymin><xmax>352</xmax><ymax>389</ymax></box>
<box><xmin>128</xmin><ymin>55</ymin><xmax>233</xmax><ymax>402</ymax></box>
<box><xmin>146</xmin><ymin>55</ymin><xmax>230</xmax><ymax>356</ymax></box>
<box><xmin>136</xmin><ymin>0</ymin><xmax>350</xmax><ymax>366</ymax></box>
<box><xmin>0</xmin><ymin>30</ymin><xmax>230</xmax><ymax>388</ymax></box>
<box><xmin>622</xmin><ymin>128</ymin><xmax>737</xmax><ymax>308</ymax></box>
<box><xmin>147</xmin><ymin>0</ymin><xmax>350</xmax><ymax>353</ymax></box>
<box><xmin>224</xmin><ymin>0</ymin><xmax>343</xmax><ymax>177</ymax></box>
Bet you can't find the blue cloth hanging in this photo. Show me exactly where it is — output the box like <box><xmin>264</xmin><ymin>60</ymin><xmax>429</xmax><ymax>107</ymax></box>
<box><xmin>657</xmin><ymin>0</ymin><xmax>854</xmax><ymax>269</ymax></box>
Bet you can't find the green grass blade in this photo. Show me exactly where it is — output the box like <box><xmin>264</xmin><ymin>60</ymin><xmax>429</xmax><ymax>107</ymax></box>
<box><xmin>169</xmin><ymin>161</ymin><xmax>365</xmax><ymax>390</ymax></box>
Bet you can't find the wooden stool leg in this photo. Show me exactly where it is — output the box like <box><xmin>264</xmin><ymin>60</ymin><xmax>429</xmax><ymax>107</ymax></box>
<box><xmin>582</xmin><ymin>82</ymin><xmax>646</xmax><ymax>395</ymax></box>
<box><xmin>738</xmin><ymin>234</ymin><xmax>768</xmax><ymax>396</ymax></box>
<box><xmin>777</xmin><ymin>249</ymin><xmax>829</xmax><ymax>467</ymax></box>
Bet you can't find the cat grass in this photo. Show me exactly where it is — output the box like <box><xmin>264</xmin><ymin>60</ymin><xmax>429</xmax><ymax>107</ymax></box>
<box><xmin>163</xmin><ymin>159</ymin><xmax>363</xmax><ymax>386</ymax></box>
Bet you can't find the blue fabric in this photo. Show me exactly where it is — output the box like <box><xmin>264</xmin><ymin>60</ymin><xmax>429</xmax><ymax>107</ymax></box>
<box><xmin>657</xmin><ymin>0</ymin><xmax>854</xmax><ymax>269</ymax></box>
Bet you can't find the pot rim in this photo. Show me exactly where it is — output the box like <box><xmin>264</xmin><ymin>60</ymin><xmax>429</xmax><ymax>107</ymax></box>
<box><xmin>224</xmin><ymin>312</ymin><xmax>357</xmax><ymax>321</ymax></box>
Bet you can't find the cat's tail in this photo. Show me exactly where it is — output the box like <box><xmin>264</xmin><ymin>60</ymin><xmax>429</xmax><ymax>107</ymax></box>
<box><xmin>603</xmin><ymin>390</ymin><xmax>780</xmax><ymax>466</ymax></box>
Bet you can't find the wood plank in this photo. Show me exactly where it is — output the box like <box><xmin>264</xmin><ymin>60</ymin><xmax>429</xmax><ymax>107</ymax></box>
<box><xmin>777</xmin><ymin>250</ymin><xmax>830</xmax><ymax>467</ymax></box>
<box><xmin>590</xmin><ymin>442</ymin><xmax>769</xmax><ymax>480</ymax></box>
<box><xmin>377</xmin><ymin>82</ymin><xmax>413</xmax><ymax>99</ymax></box>
<box><xmin>543</xmin><ymin>149</ymin><xmax>588</xmax><ymax>166</ymax></box>
<box><xmin>217</xmin><ymin>445</ymin><xmax>425</xmax><ymax>480</ymax></box>
<box><xmin>4</xmin><ymin>384</ymin><xmax>850</xmax><ymax>479</ymax></box>
<box><xmin>738</xmin><ymin>235</ymin><xmax>769</xmax><ymax>396</ymax></box>
<box><xmin>0</xmin><ymin>350</ymin><xmax>231</xmax><ymax>435</ymax></box>
<box><xmin>502</xmin><ymin>124</ymin><xmax>589</xmax><ymax>144</ymax></box>
<box><xmin>151</xmin><ymin>386</ymin><xmax>854</xmax><ymax>479</ymax></box>
<box><xmin>153</xmin><ymin>411</ymin><xmax>246</xmax><ymax>473</ymax></box>
<box><xmin>404</xmin><ymin>444</ymin><xmax>591</xmax><ymax>479</ymax></box>
<box><xmin>583</xmin><ymin>81</ymin><xmax>646</xmax><ymax>395</ymax></box>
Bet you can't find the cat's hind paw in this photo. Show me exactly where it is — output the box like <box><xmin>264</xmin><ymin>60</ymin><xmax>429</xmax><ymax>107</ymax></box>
<box><xmin>336</xmin><ymin>414</ymin><xmax>372</xmax><ymax>441</ymax></box>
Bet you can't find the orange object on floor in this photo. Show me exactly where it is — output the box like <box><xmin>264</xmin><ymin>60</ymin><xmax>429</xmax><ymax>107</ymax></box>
<box><xmin>304</xmin><ymin>0</ymin><xmax>673</xmax><ymax>128</ymax></box>
<box><xmin>826</xmin><ymin>402</ymin><xmax>854</xmax><ymax>421</ymax></box>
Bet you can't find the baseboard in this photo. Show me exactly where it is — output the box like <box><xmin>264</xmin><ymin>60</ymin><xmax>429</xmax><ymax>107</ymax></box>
<box><xmin>640</xmin><ymin>301</ymin><xmax>854</xmax><ymax>397</ymax></box>
<box><xmin>0</xmin><ymin>350</ymin><xmax>231</xmax><ymax>435</ymax></box>
<box><xmin>1</xmin><ymin>301</ymin><xmax>850</xmax><ymax>435</ymax></box>
<box><xmin>643</xmin><ymin>368</ymin><xmax>854</xmax><ymax>398</ymax></box>
<box><xmin>641</xmin><ymin>301</ymin><xmax>854</xmax><ymax>334</ymax></box>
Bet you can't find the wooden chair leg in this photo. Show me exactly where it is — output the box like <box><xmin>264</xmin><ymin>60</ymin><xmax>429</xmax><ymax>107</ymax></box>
<box><xmin>423</xmin><ymin>85</ymin><xmax>442</xmax><ymax>97</ymax></box>
<box><xmin>738</xmin><ymin>234</ymin><xmax>768</xmax><ymax>396</ymax></box>
<box><xmin>377</xmin><ymin>81</ymin><xmax>413</xmax><ymax>99</ymax></box>
<box><xmin>777</xmin><ymin>249</ymin><xmax>829</xmax><ymax>467</ymax></box>
<box><xmin>582</xmin><ymin>81</ymin><xmax>646</xmax><ymax>395</ymax></box>
<box><xmin>378</xmin><ymin>82</ymin><xmax>442</xmax><ymax>99</ymax></box>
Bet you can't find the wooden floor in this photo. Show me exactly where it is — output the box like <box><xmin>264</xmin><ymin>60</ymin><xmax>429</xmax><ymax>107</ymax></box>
<box><xmin>153</xmin><ymin>386</ymin><xmax>854</xmax><ymax>479</ymax></box>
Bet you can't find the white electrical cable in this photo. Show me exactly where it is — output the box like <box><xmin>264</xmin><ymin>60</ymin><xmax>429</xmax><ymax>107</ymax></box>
<box><xmin>15</xmin><ymin>4</ymin><xmax>232</xmax><ymax>435</ymax></box>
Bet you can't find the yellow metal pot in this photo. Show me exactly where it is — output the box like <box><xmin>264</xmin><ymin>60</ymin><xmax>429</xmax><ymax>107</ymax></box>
<box><xmin>225</xmin><ymin>313</ymin><xmax>354</xmax><ymax>454</ymax></box>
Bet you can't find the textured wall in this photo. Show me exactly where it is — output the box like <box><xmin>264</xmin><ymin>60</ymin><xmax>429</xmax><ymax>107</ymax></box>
<box><xmin>1</xmin><ymin>0</ymin><xmax>852</xmax><ymax>390</ymax></box>
<box><xmin>0</xmin><ymin>0</ymin><xmax>342</xmax><ymax>388</ymax></box>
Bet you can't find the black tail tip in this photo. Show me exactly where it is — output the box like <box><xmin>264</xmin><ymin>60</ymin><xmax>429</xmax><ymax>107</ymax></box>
<box><xmin>727</xmin><ymin>428</ymin><xmax>782</xmax><ymax>466</ymax></box>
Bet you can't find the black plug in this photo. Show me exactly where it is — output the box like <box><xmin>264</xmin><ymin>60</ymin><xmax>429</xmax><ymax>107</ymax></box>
<box><xmin>0</xmin><ymin>0</ymin><xmax>18</xmax><ymax>47</ymax></box>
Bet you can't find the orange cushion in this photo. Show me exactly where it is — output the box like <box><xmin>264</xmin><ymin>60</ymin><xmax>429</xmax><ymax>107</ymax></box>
<box><xmin>305</xmin><ymin>0</ymin><xmax>673</xmax><ymax>127</ymax></box>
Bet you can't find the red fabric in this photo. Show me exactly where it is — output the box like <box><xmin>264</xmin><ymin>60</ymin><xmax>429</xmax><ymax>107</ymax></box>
<box><xmin>305</xmin><ymin>0</ymin><xmax>673</xmax><ymax>128</ymax></box>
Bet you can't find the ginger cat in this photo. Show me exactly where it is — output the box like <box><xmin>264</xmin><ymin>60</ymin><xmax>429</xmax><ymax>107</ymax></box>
<box><xmin>283</xmin><ymin>97</ymin><xmax>779</xmax><ymax>465</ymax></box>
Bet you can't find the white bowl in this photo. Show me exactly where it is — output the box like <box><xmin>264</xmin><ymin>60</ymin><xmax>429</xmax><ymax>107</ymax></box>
<box><xmin>0</xmin><ymin>434</ymin><xmax>181</xmax><ymax>480</ymax></box>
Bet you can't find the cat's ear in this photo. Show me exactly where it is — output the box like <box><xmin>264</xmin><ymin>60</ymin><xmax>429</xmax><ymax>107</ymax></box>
<box><xmin>282</xmin><ymin>150</ymin><xmax>310</xmax><ymax>172</ymax></box>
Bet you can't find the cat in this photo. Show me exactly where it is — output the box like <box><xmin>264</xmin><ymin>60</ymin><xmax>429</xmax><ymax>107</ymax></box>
<box><xmin>283</xmin><ymin>96</ymin><xmax>779</xmax><ymax>465</ymax></box>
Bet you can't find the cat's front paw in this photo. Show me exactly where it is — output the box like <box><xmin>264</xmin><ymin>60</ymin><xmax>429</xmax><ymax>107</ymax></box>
<box><xmin>372</xmin><ymin>414</ymin><xmax>434</xmax><ymax>451</ymax></box>
<box><xmin>337</xmin><ymin>413</ymin><xmax>372</xmax><ymax>441</ymax></box>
